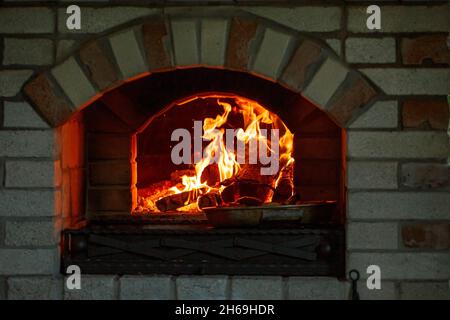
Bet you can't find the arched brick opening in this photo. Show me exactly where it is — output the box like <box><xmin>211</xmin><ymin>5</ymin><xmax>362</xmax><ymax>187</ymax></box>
<box><xmin>83</xmin><ymin>67</ymin><xmax>344</xmax><ymax>221</ymax></box>
<box><xmin>22</xmin><ymin>14</ymin><xmax>379</xmax><ymax>228</ymax></box>
<box><xmin>23</xmin><ymin>15</ymin><xmax>379</xmax><ymax>129</ymax></box>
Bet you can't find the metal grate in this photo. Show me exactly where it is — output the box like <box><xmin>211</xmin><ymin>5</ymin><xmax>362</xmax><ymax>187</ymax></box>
<box><xmin>62</xmin><ymin>224</ymin><xmax>345</xmax><ymax>276</ymax></box>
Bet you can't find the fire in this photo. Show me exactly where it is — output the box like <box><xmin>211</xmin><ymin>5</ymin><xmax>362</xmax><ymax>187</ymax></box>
<box><xmin>135</xmin><ymin>94</ymin><xmax>294</xmax><ymax>213</ymax></box>
<box><xmin>168</xmin><ymin>99</ymin><xmax>236</xmax><ymax>194</ymax></box>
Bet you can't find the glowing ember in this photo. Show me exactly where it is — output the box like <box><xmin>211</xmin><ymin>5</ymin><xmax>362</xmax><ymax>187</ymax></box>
<box><xmin>134</xmin><ymin>94</ymin><xmax>294</xmax><ymax>214</ymax></box>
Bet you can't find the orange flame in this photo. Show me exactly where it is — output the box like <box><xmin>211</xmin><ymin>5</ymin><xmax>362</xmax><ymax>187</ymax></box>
<box><xmin>169</xmin><ymin>94</ymin><xmax>294</xmax><ymax>197</ymax></box>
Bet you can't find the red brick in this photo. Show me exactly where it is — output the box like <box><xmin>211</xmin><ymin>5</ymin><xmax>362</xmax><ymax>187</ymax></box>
<box><xmin>402</xmin><ymin>99</ymin><xmax>449</xmax><ymax>130</ymax></box>
<box><xmin>101</xmin><ymin>90</ymin><xmax>147</xmax><ymax>130</ymax></box>
<box><xmin>280</xmin><ymin>39</ymin><xmax>322</xmax><ymax>91</ymax></box>
<box><xmin>297</xmin><ymin>186</ymin><xmax>338</xmax><ymax>202</ymax></box>
<box><xmin>88</xmin><ymin>188</ymin><xmax>133</xmax><ymax>212</ymax></box>
<box><xmin>79</xmin><ymin>40</ymin><xmax>119</xmax><ymax>91</ymax></box>
<box><xmin>23</xmin><ymin>73</ymin><xmax>74</xmax><ymax>127</ymax></box>
<box><xmin>89</xmin><ymin>161</ymin><xmax>132</xmax><ymax>186</ymax></box>
<box><xmin>295</xmin><ymin>137</ymin><xmax>341</xmax><ymax>160</ymax></box>
<box><xmin>402</xmin><ymin>223</ymin><xmax>450</xmax><ymax>250</ymax></box>
<box><xmin>61</xmin><ymin>170</ymin><xmax>71</xmax><ymax>219</ymax></box>
<box><xmin>402</xmin><ymin>35</ymin><xmax>449</xmax><ymax>65</ymax></box>
<box><xmin>69</xmin><ymin>168</ymin><xmax>85</xmax><ymax>223</ymax></box>
<box><xmin>142</xmin><ymin>20</ymin><xmax>172</xmax><ymax>71</ymax></box>
<box><xmin>84</xmin><ymin>103</ymin><xmax>132</xmax><ymax>133</ymax></box>
<box><xmin>296</xmin><ymin>109</ymin><xmax>340</xmax><ymax>134</ymax></box>
<box><xmin>60</xmin><ymin>115</ymin><xmax>85</xmax><ymax>170</ymax></box>
<box><xmin>297</xmin><ymin>161</ymin><xmax>339</xmax><ymax>186</ymax></box>
<box><xmin>88</xmin><ymin>133</ymin><xmax>132</xmax><ymax>160</ymax></box>
<box><xmin>327</xmin><ymin>76</ymin><xmax>378</xmax><ymax>127</ymax></box>
<box><xmin>401</xmin><ymin>163</ymin><xmax>450</xmax><ymax>189</ymax></box>
<box><xmin>226</xmin><ymin>18</ymin><xmax>258</xmax><ymax>70</ymax></box>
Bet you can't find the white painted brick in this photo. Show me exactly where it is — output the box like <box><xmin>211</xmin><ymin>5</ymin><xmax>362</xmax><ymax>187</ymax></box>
<box><xmin>303</xmin><ymin>58</ymin><xmax>349</xmax><ymax>107</ymax></box>
<box><xmin>325</xmin><ymin>39</ymin><xmax>341</xmax><ymax>56</ymax></box>
<box><xmin>358</xmin><ymin>281</ymin><xmax>397</xmax><ymax>300</ymax></box>
<box><xmin>3</xmin><ymin>101</ymin><xmax>48</xmax><ymax>128</ymax></box>
<box><xmin>348</xmin><ymin>131</ymin><xmax>449</xmax><ymax>159</ymax></box>
<box><xmin>349</xmin><ymin>101</ymin><xmax>398</xmax><ymax>129</ymax></box>
<box><xmin>231</xmin><ymin>276</ymin><xmax>283</xmax><ymax>300</ymax></box>
<box><xmin>3</xmin><ymin>38</ymin><xmax>54</xmax><ymax>66</ymax></box>
<box><xmin>200</xmin><ymin>18</ymin><xmax>228</xmax><ymax>66</ymax></box>
<box><xmin>348</xmin><ymin>161</ymin><xmax>398</xmax><ymax>189</ymax></box>
<box><xmin>288</xmin><ymin>277</ymin><xmax>348</xmax><ymax>300</ymax></box>
<box><xmin>0</xmin><ymin>249</ymin><xmax>58</xmax><ymax>275</ymax></box>
<box><xmin>349</xmin><ymin>192</ymin><xmax>450</xmax><ymax>220</ymax></box>
<box><xmin>348</xmin><ymin>5</ymin><xmax>449</xmax><ymax>33</ymax></box>
<box><xmin>7</xmin><ymin>277</ymin><xmax>62</xmax><ymax>300</ymax></box>
<box><xmin>0</xmin><ymin>166</ymin><xmax>3</xmax><ymax>191</ymax></box>
<box><xmin>360</xmin><ymin>68</ymin><xmax>449</xmax><ymax>95</ymax></box>
<box><xmin>51</xmin><ymin>57</ymin><xmax>97</xmax><ymax>108</ymax></box>
<box><xmin>176</xmin><ymin>276</ymin><xmax>228</xmax><ymax>300</ymax></box>
<box><xmin>64</xmin><ymin>276</ymin><xmax>116</xmax><ymax>300</ymax></box>
<box><xmin>0</xmin><ymin>190</ymin><xmax>55</xmax><ymax>217</ymax></box>
<box><xmin>245</xmin><ymin>7</ymin><xmax>341</xmax><ymax>32</ymax></box>
<box><xmin>0</xmin><ymin>70</ymin><xmax>33</xmax><ymax>97</ymax></box>
<box><xmin>252</xmin><ymin>28</ymin><xmax>292</xmax><ymax>79</ymax></box>
<box><xmin>109</xmin><ymin>29</ymin><xmax>147</xmax><ymax>79</ymax></box>
<box><xmin>171</xmin><ymin>19</ymin><xmax>199</xmax><ymax>66</ymax></box>
<box><xmin>349</xmin><ymin>252</ymin><xmax>450</xmax><ymax>280</ymax></box>
<box><xmin>346</xmin><ymin>38</ymin><xmax>396</xmax><ymax>63</ymax></box>
<box><xmin>5</xmin><ymin>220</ymin><xmax>57</xmax><ymax>246</ymax></box>
<box><xmin>0</xmin><ymin>278</ymin><xmax>5</xmax><ymax>300</ymax></box>
<box><xmin>5</xmin><ymin>161</ymin><xmax>56</xmax><ymax>187</ymax></box>
<box><xmin>347</xmin><ymin>222</ymin><xmax>398</xmax><ymax>250</ymax></box>
<box><xmin>400</xmin><ymin>282</ymin><xmax>449</xmax><ymax>300</ymax></box>
<box><xmin>120</xmin><ymin>276</ymin><xmax>173</xmax><ymax>300</ymax></box>
<box><xmin>0</xmin><ymin>8</ymin><xmax>54</xmax><ymax>34</ymax></box>
<box><xmin>57</xmin><ymin>7</ymin><xmax>160</xmax><ymax>34</ymax></box>
<box><xmin>0</xmin><ymin>130</ymin><xmax>53</xmax><ymax>157</ymax></box>
<box><xmin>56</xmin><ymin>40</ymin><xmax>78</xmax><ymax>61</ymax></box>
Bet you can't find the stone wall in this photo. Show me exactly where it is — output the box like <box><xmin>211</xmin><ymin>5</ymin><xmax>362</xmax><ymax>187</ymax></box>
<box><xmin>0</xmin><ymin>1</ymin><xmax>449</xmax><ymax>300</ymax></box>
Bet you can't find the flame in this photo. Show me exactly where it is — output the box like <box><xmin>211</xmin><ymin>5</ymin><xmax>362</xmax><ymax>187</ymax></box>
<box><xmin>135</xmin><ymin>94</ymin><xmax>294</xmax><ymax>213</ymax></box>
<box><xmin>169</xmin><ymin>94</ymin><xmax>294</xmax><ymax>195</ymax></box>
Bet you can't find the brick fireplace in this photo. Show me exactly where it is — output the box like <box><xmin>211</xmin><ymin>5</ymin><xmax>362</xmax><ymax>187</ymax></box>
<box><xmin>0</xmin><ymin>1</ymin><xmax>449</xmax><ymax>300</ymax></box>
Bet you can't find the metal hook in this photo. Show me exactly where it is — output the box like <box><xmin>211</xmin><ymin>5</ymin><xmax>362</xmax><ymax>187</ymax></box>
<box><xmin>349</xmin><ymin>269</ymin><xmax>360</xmax><ymax>281</ymax></box>
<box><xmin>348</xmin><ymin>269</ymin><xmax>360</xmax><ymax>300</ymax></box>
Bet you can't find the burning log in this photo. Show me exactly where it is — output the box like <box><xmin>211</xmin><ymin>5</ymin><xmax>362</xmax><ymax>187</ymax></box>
<box><xmin>221</xmin><ymin>179</ymin><xmax>275</xmax><ymax>204</ymax></box>
<box><xmin>217</xmin><ymin>163</ymin><xmax>277</xmax><ymax>203</ymax></box>
<box><xmin>221</xmin><ymin>183</ymin><xmax>237</xmax><ymax>203</ymax></box>
<box><xmin>155</xmin><ymin>191</ymin><xmax>192</xmax><ymax>212</ymax></box>
<box><xmin>197</xmin><ymin>191</ymin><xmax>222</xmax><ymax>209</ymax></box>
<box><xmin>200</xmin><ymin>164</ymin><xmax>221</xmax><ymax>186</ymax></box>
<box><xmin>156</xmin><ymin>188</ymin><xmax>205</xmax><ymax>212</ymax></box>
<box><xmin>138</xmin><ymin>180</ymin><xmax>172</xmax><ymax>198</ymax></box>
<box><xmin>236</xmin><ymin>164</ymin><xmax>276</xmax><ymax>186</ymax></box>
<box><xmin>273</xmin><ymin>159</ymin><xmax>295</xmax><ymax>203</ymax></box>
<box><xmin>236</xmin><ymin>196</ymin><xmax>263</xmax><ymax>206</ymax></box>
<box><xmin>170</xmin><ymin>169</ymin><xmax>196</xmax><ymax>184</ymax></box>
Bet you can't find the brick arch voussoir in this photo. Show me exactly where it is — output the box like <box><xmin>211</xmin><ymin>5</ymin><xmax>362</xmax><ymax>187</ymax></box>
<box><xmin>23</xmin><ymin>15</ymin><xmax>380</xmax><ymax>129</ymax></box>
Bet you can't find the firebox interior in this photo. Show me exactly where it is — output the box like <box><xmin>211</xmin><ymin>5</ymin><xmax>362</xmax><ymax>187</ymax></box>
<box><xmin>82</xmin><ymin>67</ymin><xmax>345</xmax><ymax>225</ymax></box>
<box><xmin>135</xmin><ymin>93</ymin><xmax>296</xmax><ymax>214</ymax></box>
